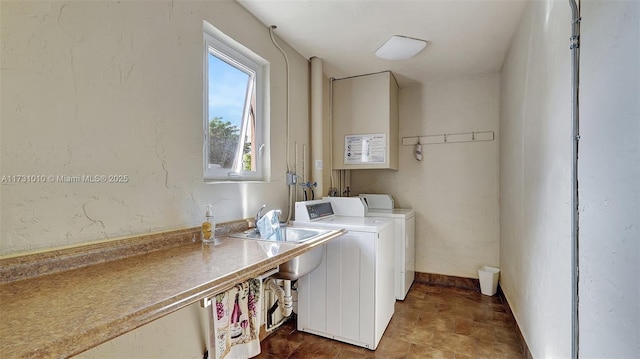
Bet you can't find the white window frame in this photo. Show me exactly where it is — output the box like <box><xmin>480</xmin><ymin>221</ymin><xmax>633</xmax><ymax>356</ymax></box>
<box><xmin>203</xmin><ymin>22</ymin><xmax>269</xmax><ymax>182</ymax></box>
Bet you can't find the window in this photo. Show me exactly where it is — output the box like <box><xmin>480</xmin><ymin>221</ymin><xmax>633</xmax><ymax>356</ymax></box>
<box><xmin>203</xmin><ymin>23</ymin><xmax>268</xmax><ymax>181</ymax></box>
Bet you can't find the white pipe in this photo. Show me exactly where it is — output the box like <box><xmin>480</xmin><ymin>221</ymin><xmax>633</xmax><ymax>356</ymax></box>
<box><xmin>302</xmin><ymin>143</ymin><xmax>307</xmax><ymax>185</ymax></box>
<box><xmin>267</xmin><ymin>279</ymin><xmax>293</xmax><ymax>317</ymax></box>
<box><xmin>294</xmin><ymin>141</ymin><xmax>298</xmax><ymax>176</ymax></box>
<box><xmin>310</xmin><ymin>57</ymin><xmax>324</xmax><ymax>196</ymax></box>
<box><xmin>282</xmin><ymin>280</ymin><xmax>293</xmax><ymax>316</ymax></box>
<box><xmin>268</xmin><ymin>26</ymin><xmax>291</xmax><ymax>173</ymax></box>
<box><xmin>295</xmin><ymin>141</ymin><xmax>299</xmax><ymax>202</ymax></box>
<box><xmin>269</xmin><ymin>25</ymin><xmax>294</xmax><ymax>223</ymax></box>
<box><xmin>267</xmin><ymin>279</ymin><xmax>284</xmax><ymax>306</ymax></box>
<box><xmin>329</xmin><ymin>77</ymin><xmax>336</xmax><ymax>194</ymax></box>
<box><xmin>569</xmin><ymin>1</ymin><xmax>581</xmax><ymax>358</ymax></box>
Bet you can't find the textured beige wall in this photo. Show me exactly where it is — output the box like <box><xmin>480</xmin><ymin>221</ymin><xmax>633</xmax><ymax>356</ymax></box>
<box><xmin>350</xmin><ymin>73</ymin><xmax>500</xmax><ymax>278</ymax></box>
<box><xmin>0</xmin><ymin>0</ymin><xmax>310</xmax><ymax>257</ymax></box>
<box><xmin>499</xmin><ymin>1</ymin><xmax>572</xmax><ymax>357</ymax></box>
<box><xmin>1</xmin><ymin>1</ymin><xmax>309</xmax><ymax>356</ymax></box>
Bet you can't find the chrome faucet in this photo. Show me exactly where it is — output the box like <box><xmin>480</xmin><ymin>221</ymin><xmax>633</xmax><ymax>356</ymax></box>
<box><xmin>255</xmin><ymin>204</ymin><xmax>267</xmax><ymax>223</ymax></box>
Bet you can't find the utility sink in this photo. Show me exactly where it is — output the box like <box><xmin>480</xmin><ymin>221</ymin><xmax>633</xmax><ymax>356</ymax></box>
<box><xmin>229</xmin><ymin>227</ymin><xmax>329</xmax><ymax>280</ymax></box>
<box><xmin>229</xmin><ymin>227</ymin><xmax>326</xmax><ymax>243</ymax></box>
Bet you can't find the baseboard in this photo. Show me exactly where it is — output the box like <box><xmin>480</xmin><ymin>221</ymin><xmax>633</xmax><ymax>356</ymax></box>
<box><xmin>497</xmin><ymin>286</ymin><xmax>533</xmax><ymax>359</ymax></box>
<box><xmin>415</xmin><ymin>272</ymin><xmax>533</xmax><ymax>359</ymax></box>
<box><xmin>415</xmin><ymin>271</ymin><xmax>480</xmax><ymax>291</ymax></box>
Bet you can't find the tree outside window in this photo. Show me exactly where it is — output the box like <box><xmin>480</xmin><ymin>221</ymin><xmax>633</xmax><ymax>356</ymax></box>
<box><xmin>204</xmin><ymin>30</ymin><xmax>263</xmax><ymax>181</ymax></box>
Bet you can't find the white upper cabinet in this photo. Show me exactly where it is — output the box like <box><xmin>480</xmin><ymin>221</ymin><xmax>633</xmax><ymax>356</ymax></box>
<box><xmin>332</xmin><ymin>71</ymin><xmax>399</xmax><ymax>170</ymax></box>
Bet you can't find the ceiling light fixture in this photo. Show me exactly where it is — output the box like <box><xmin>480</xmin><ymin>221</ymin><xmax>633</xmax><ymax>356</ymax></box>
<box><xmin>375</xmin><ymin>35</ymin><xmax>428</xmax><ymax>60</ymax></box>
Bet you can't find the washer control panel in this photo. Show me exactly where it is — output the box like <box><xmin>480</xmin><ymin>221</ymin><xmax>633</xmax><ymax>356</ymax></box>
<box><xmin>295</xmin><ymin>200</ymin><xmax>335</xmax><ymax>221</ymax></box>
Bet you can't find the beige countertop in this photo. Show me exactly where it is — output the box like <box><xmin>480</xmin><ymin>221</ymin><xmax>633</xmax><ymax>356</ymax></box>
<box><xmin>0</xmin><ymin>225</ymin><xmax>344</xmax><ymax>358</ymax></box>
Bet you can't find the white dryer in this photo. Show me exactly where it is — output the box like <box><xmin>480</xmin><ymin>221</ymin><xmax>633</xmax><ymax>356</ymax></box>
<box><xmin>293</xmin><ymin>198</ymin><xmax>395</xmax><ymax>350</ymax></box>
<box><xmin>360</xmin><ymin>194</ymin><xmax>415</xmax><ymax>300</ymax></box>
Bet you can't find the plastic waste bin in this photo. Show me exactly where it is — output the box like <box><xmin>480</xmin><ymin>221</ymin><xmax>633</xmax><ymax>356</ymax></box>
<box><xmin>478</xmin><ymin>266</ymin><xmax>500</xmax><ymax>296</ymax></box>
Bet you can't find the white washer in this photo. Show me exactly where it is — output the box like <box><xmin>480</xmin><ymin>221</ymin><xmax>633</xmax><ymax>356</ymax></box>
<box><xmin>360</xmin><ymin>194</ymin><xmax>415</xmax><ymax>300</ymax></box>
<box><xmin>293</xmin><ymin>199</ymin><xmax>395</xmax><ymax>350</ymax></box>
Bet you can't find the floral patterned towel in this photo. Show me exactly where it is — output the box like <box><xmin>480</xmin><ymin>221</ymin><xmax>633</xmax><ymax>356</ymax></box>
<box><xmin>209</xmin><ymin>278</ymin><xmax>262</xmax><ymax>359</ymax></box>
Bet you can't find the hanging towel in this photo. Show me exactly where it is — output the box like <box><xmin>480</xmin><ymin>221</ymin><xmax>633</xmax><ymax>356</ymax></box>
<box><xmin>209</xmin><ymin>279</ymin><xmax>262</xmax><ymax>359</ymax></box>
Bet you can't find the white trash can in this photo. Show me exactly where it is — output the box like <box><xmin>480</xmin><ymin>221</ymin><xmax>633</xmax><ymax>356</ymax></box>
<box><xmin>478</xmin><ymin>266</ymin><xmax>500</xmax><ymax>296</ymax></box>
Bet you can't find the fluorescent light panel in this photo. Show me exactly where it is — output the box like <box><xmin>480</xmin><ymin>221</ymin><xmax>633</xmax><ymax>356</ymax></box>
<box><xmin>375</xmin><ymin>35</ymin><xmax>428</xmax><ymax>60</ymax></box>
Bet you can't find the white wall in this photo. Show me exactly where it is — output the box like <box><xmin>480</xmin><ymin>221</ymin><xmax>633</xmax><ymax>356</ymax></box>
<box><xmin>579</xmin><ymin>1</ymin><xmax>640</xmax><ymax>358</ymax></box>
<box><xmin>499</xmin><ymin>0</ymin><xmax>573</xmax><ymax>358</ymax></box>
<box><xmin>1</xmin><ymin>0</ymin><xmax>309</xmax><ymax>357</ymax></box>
<box><xmin>0</xmin><ymin>0</ymin><xmax>310</xmax><ymax>257</ymax></box>
<box><xmin>500</xmin><ymin>1</ymin><xmax>639</xmax><ymax>358</ymax></box>
<box><xmin>351</xmin><ymin>73</ymin><xmax>500</xmax><ymax>278</ymax></box>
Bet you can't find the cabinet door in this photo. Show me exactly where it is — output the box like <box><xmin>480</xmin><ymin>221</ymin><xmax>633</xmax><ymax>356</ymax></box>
<box><xmin>333</xmin><ymin>74</ymin><xmax>391</xmax><ymax>135</ymax></box>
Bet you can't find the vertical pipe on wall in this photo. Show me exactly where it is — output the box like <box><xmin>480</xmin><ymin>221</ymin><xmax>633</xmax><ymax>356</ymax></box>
<box><xmin>310</xmin><ymin>57</ymin><xmax>324</xmax><ymax>196</ymax></box>
<box><xmin>328</xmin><ymin>77</ymin><xmax>339</xmax><ymax>196</ymax></box>
<box><xmin>568</xmin><ymin>1</ymin><xmax>581</xmax><ymax>358</ymax></box>
<box><xmin>268</xmin><ymin>26</ymin><xmax>291</xmax><ymax>173</ymax></box>
<box><xmin>295</xmin><ymin>142</ymin><xmax>300</xmax><ymax>202</ymax></box>
<box><xmin>269</xmin><ymin>25</ymin><xmax>294</xmax><ymax>222</ymax></box>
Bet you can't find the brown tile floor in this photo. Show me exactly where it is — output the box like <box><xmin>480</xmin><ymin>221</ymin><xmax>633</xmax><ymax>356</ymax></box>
<box><xmin>257</xmin><ymin>283</ymin><xmax>524</xmax><ymax>359</ymax></box>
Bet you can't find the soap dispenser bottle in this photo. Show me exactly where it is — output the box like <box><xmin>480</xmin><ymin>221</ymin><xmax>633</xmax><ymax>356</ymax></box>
<box><xmin>202</xmin><ymin>204</ymin><xmax>216</xmax><ymax>243</ymax></box>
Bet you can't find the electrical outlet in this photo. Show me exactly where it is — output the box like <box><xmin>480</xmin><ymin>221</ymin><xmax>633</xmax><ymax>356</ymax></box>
<box><xmin>286</xmin><ymin>172</ymin><xmax>297</xmax><ymax>186</ymax></box>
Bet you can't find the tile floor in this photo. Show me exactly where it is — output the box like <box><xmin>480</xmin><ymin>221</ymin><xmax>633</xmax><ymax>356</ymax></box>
<box><xmin>257</xmin><ymin>283</ymin><xmax>524</xmax><ymax>359</ymax></box>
